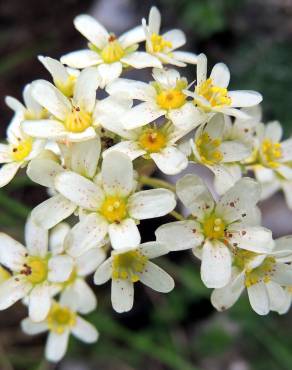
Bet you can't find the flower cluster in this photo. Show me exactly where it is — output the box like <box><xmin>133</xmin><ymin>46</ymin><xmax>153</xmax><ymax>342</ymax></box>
<box><xmin>0</xmin><ymin>6</ymin><xmax>292</xmax><ymax>363</ymax></box>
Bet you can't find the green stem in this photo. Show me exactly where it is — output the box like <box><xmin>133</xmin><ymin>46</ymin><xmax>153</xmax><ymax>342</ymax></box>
<box><xmin>139</xmin><ymin>175</ymin><xmax>176</xmax><ymax>192</ymax></box>
<box><xmin>0</xmin><ymin>191</ymin><xmax>30</xmax><ymax>220</ymax></box>
<box><xmin>170</xmin><ymin>210</ymin><xmax>185</xmax><ymax>221</ymax></box>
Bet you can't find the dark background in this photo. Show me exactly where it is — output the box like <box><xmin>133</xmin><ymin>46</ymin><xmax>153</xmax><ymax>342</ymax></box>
<box><xmin>0</xmin><ymin>1</ymin><xmax>292</xmax><ymax>369</ymax></box>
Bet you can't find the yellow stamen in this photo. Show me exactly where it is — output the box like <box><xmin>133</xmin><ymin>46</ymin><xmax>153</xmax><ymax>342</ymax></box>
<box><xmin>203</xmin><ymin>215</ymin><xmax>226</xmax><ymax>240</ymax></box>
<box><xmin>196</xmin><ymin>132</ymin><xmax>223</xmax><ymax>165</ymax></box>
<box><xmin>245</xmin><ymin>257</ymin><xmax>276</xmax><ymax>287</ymax></box>
<box><xmin>195</xmin><ymin>78</ymin><xmax>231</xmax><ymax>111</ymax></box>
<box><xmin>55</xmin><ymin>75</ymin><xmax>77</xmax><ymax>97</ymax></box>
<box><xmin>21</xmin><ymin>256</ymin><xmax>48</xmax><ymax>285</ymax></box>
<box><xmin>150</xmin><ymin>33</ymin><xmax>172</xmax><ymax>53</ymax></box>
<box><xmin>112</xmin><ymin>250</ymin><xmax>148</xmax><ymax>282</ymax></box>
<box><xmin>156</xmin><ymin>88</ymin><xmax>186</xmax><ymax>110</ymax></box>
<box><xmin>138</xmin><ymin>128</ymin><xmax>167</xmax><ymax>153</ymax></box>
<box><xmin>11</xmin><ymin>137</ymin><xmax>33</xmax><ymax>162</ymax></box>
<box><xmin>64</xmin><ymin>106</ymin><xmax>92</xmax><ymax>133</ymax></box>
<box><xmin>47</xmin><ymin>303</ymin><xmax>76</xmax><ymax>334</ymax></box>
<box><xmin>0</xmin><ymin>266</ymin><xmax>11</xmax><ymax>283</ymax></box>
<box><xmin>261</xmin><ymin>139</ymin><xmax>282</xmax><ymax>168</ymax></box>
<box><xmin>101</xmin><ymin>35</ymin><xmax>125</xmax><ymax>63</ymax></box>
<box><xmin>100</xmin><ymin>196</ymin><xmax>127</xmax><ymax>223</ymax></box>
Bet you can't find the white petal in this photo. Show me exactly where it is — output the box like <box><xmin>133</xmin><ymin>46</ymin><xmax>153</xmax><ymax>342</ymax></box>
<box><xmin>121</xmin><ymin>102</ymin><xmax>164</xmax><ymax>129</ymax></box>
<box><xmin>50</xmin><ymin>223</ymin><xmax>70</xmax><ymax>255</ymax></box>
<box><xmin>155</xmin><ymin>220</ymin><xmax>203</xmax><ymax>251</ymax></box>
<box><xmin>211</xmin><ymin>271</ymin><xmax>245</xmax><ymax>311</ymax></box>
<box><xmin>45</xmin><ymin>330</ymin><xmax>69</xmax><ymax>363</ymax></box>
<box><xmin>0</xmin><ymin>277</ymin><xmax>30</xmax><ymax>310</ymax></box>
<box><xmin>151</xmin><ymin>146</ymin><xmax>188</xmax><ymax>175</ymax></box>
<box><xmin>247</xmin><ymin>282</ymin><xmax>269</xmax><ymax>315</ymax></box>
<box><xmin>210</xmin><ymin>63</ymin><xmax>230</xmax><ymax>88</ymax></box>
<box><xmin>216</xmin><ymin>177</ymin><xmax>261</xmax><ymax>223</ymax></box>
<box><xmin>48</xmin><ymin>255</ymin><xmax>74</xmax><ymax>282</ymax></box>
<box><xmin>220</xmin><ymin>141</ymin><xmax>250</xmax><ymax>162</ymax></box>
<box><xmin>38</xmin><ymin>56</ymin><xmax>69</xmax><ymax>85</ymax></box>
<box><xmin>55</xmin><ymin>171</ymin><xmax>104</xmax><ymax>210</ymax></box>
<box><xmin>0</xmin><ymin>162</ymin><xmax>21</xmax><ymax>187</ymax></box>
<box><xmin>168</xmin><ymin>102</ymin><xmax>205</xmax><ymax>131</ymax></box>
<box><xmin>148</xmin><ymin>6</ymin><xmax>161</xmax><ymax>34</ymax></box>
<box><xmin>0</xmin><ymin>144</ymin><xmax>12</xmax><ymax>164</ymax></box>
<box><xmin>76</xmin><ymin>247</ymin><xmax>106</xmax><ymax>276</ymax></box>
<box><xmin>201</xmin><ymin>240</ymin><xmax>232</xmax><ymax>288</ymax></box>
<box><xmin>106</xmin><ymin>78</ymin><xmax>155</xmax><ymax>101</ymax></box>
<box><xmin>28</xmin><ymin>283</ymin><xmax>51</xmax><ymax>322</ymax></box>
<box><xmin>272</xmin><ymin>263</ymin><xmax>292</xmax><ymax>286</ymax></box>
<box><xmin>219</xmin><ymin>107</ymin><xmax>251</xmax><ymax>120</ymax></box>
<box><xmin>5</xmin><ymin>96</ymin><xmax>25</xmax><ymax>112</ymax></box>
<box><xmin>176</xmin><ymin>174</ymin><xmax>214</xmax><ymax>219</ymax></box>
<box><xmin>171</xmin><ymin>51</ymin><xmax>197</xmax><ymax>64</ymax></box>
<box><xmin>212</xmin><ymin>164</ymin><xmax>242</xmax><ymax>195</ymax></box>
<box><xmin>72</xmin><ymin>316</ymin><xmax>99</xmax><ymax>343</ymax></box>
<box><xmin>266</xmin><ymin>281</ymin><xmax>287</xmax><ymax>313</ymax></box>
<box><xmin>101</xmin><ymin>151</ymin><xmax>134</xmax><ymax>196</ymax></box>
<box><xmin>70</xmin><ymin>137</ymin><xmax>101</xmax><ymax>178</ymax></box>
<box><xmin>119</xmin><ymin>25</ymin><xmax>145</xmax><ymax>48</ymax></box>
<box><xmin>227</xmin><ymin>226</ymin><xmax>273</xmax><ymax>253</ymax></box>
<box><xmin>97</xmin><ymin>62</ymin><xmax>123</xmax><ymax>88</ymax></box>
<box><xmin>138</xmin><ymin>241</ymin><xmax>169</xmax><ymax>259</ymax></box>
<box><xmin>229</xmin><ymin>90</ymin><xmax>263</xmax><ymax>108</ymax></box>
<box><xmin>282</xmin><ymin>181</ymin><xmax>292</xmax><ymax>209</ymax></box>
<box><xmin>65</xmin><ymin>279</ymin><xmax>97</xmax><ymax>314</ymax></box>
<box><xmin>25</xmin><ymin>217</ymin><xmax>48</xmax><ymax>258</ymax></box>
<box><xmin>73</xmin><ymin>67</ymin><xmax>100</xmax><ymax>112</ymax></box>
<box><xmin>109</xmin><ymin>218</ymin><xmax>141</xmax><ymax>250</ymax></box>
<box><xmin>31</xmin><ymin>80</ymin><xmax>70</xmax><ymax>120</ymax></box>
<box><xmin>21</xmin><ymin>318</ymin><xmax>48</xmax><ymax>335</ymax></box>
<box><xmin>163</xmin><ymin>29</ymin><xmax>186</xmax><ymax>50</ymax></box>
<box><xmin>23</xmin><ymin>84</ymin><xmax>43</xmax><ymax>115</ymax></box>
<box><xmin>67</xmin><ymin>214</ymin><xmax>107</xmax><ymax>257</ymax></box>
<box><xmin>111</xmin><ymin>278</ymin><xmax>134</xmax><ymax>313</ymax></box>
<box><xmin>27</xmin><ymin>158</ymin><xmax>63</xmax><ymax>188</ymax></box>
<box><xmin>140</xmin><ymin>261</ymin><xmax>174</xmax><ymax>292</ymax></box>
<box><xmin>197</xmin><ymin>53</ymin><xmax>207</xmax><ymax>85</ymax></box>
<box><xmin>74</xmin><ymin>14</ymin><xmax>109</xmax><ymax>49</ymax></box>
<box><xmin>0</xmin><ymin>233</ymin><xmax>26</xmax><ymax>270</ymax></box>
<box><xmin>121</xmin><ymin>52</ymin><xmax>162</xmax><ymax>69</ymax></box>
<box><xmin>31</xmin><ymin>194</ymin><xmax>76</xmax><ymax>229</ymax></box>
<box><xmin>22</xmin><ymin>119</ymin><xmax>66</xmax><ymax>139</ymax></box>
<box><xmin>94</xmin><ymin>258</ymin><xmax>112</xmax><ymax>285</ymax></box>
<box><xmin>156</xmin><ymin>52</ymin><xmax>186</xmax><ymax>67</ymax></box>
<box><xmin>128</xmin><ymin>189</ymin><xmax>176</xmax><ymax>219</ymax></box>
<box><xmin>103</xmin><ymin>141</ymin><xmax>145</xmax><ymax>161</ymax></box>
<box><xmin>61</xmin><ymin>50</ymin><xmax>102</xmax><ymax>68</ymax></box>
<box><xmin>265</xmin><ymin>121</ymin><xmax>283</xmax><ymax>142</ymax></box>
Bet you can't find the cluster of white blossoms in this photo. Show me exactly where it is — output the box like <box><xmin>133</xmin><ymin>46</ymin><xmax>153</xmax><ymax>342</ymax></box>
<box><xmin>0</xmin><ymin>6</ymin><xmax>292</xmax><ymax>363</ymax></box>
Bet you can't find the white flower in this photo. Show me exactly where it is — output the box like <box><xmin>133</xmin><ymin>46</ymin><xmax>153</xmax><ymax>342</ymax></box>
<box><xmin>185</xmin><ymin>53</ymin><xmax>263</xmax><ymax>120</ymax></box>
<box><xmin>38</xmin><ymin>55</ymin><xmax>80</xmax><ymax>97</ymax></box>
<box><xmin>27</xmin><ymin>137</ymin><xmax>101</xmax><ymax>229</ymax></box>
<box><xmin>190</xmin><ymin>114</ymin><xmax>251</xmax><ymax>194</ymax></box>
<box><xmin>250</xmin><ymin>121</ymin><xmax>292</xmax><ymax>208</ymax></box>
<box><xmin>107</xmin><ymin>68</ymin><xmax>205</xmax><ymax>130</ymax></box>
<box><xmin>0</xmin><ymin>218</ymin><xmax>73</xmax><ymax>321</ymax></box>
<box><xmin>21</xmin><ymin>293</ymin><xmax>98</xmax><ymax>363</ymax></box>
<box><xmin>211</xmin><ymin>236</ymin><xmax>292</xmax><ymax>315</ymax></box>
<box><xmin>103</xmin><ymin>120</ymin><xmax>188</xmax><ymax>175</ymax></box>
<box><xmin>60</xmin><ymin>14</ymin><xmax>161</xmax><ymax>88</ymax></box>
<box><xmin>54</xmin><ymin>151</ymin><xmax>176</xmax><ymax>250</ymax></box>
<box><xmin>94</xmin><ymin>242</ymin><xmax>174</xmax><ymax>313</ymax></box>
<box><xmin>21</xmin><ymin>67</ymin><xmax>101</xmax><ymax>142</ymax></box>
<box><xmin>49</xmin><ymin>222</ymin><xmax>106</xmax><ymax>314</ymax></box>
<box><xmin>156</xmin><ymin>174</ymin><xmax>273</xmax><ymax>289</ymax></box>
<box><xmin>142</xmin><ymin>7</ymin><xmax>197</xmax><ymax>67</ymax></box>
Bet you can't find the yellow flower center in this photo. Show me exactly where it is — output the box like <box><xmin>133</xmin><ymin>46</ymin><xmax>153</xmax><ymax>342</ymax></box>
<box><xmin>55</xmin><ymin>75</ymin><xmax>77</xmax><ymax>97</ymax></box>
<box><xmin>245</xmin><ymin>257</ymin><xmax>276</xmax><ymax>287</ymax></box>
<box><xmin>47</xmin><ymin>303</ymin><xmax>76</xmax><ymax>334</ymax></box>
<box><xmin>101</xmin><ymin>35</ymin><xmax>125</xmax><ymax>63</ymax></box>
<box><xmin>150</xmin><ymin>33</ymin><xmax>172</xmax><ymax>53</ymax></box>
<box><xmin>64</xmin><ymin>106</ymin><xmax>92</xmax><ymax>133</ymax></box>
<box><xmin>261</xmin><ymin>139</ymin><xmax>282</xmax><ymax>168</ymax></box>
<box><xmin>0</xmin><ymin>266</ymin><xmax>11</xmax><ymax>284</ymax></box>
<box><xmin>11</xmin><ymin>137</ymin><xmax>33</xmax><ymax>162</ymax></box>
<box><xmin>156</xmin><ymin>88</ymin><xmax>186</xmax><ymax>110</ymax></box>
<box><xmin>20</xmin><ymin>256</ymin><xmax>48</xmax><ymax>285</ymax></box>
<box><xmin>100</xmin><ymin>196</ymin><xmax>127</xmax><ymax>223</ymax></box>
<box><xmin>196</xmin><ymin>132</ymin><xmax>223</xmax><ymax>164</ymax></box>
<box><xmin>112</xmin><ymin>250</ymin><xmax>148</xmax><ymax>282</ymax></box>
<box><xmin>195</xmin><ymin>78</ymin><xmax>231</xmax><ymax>111</ymax></box>
<box><xmin>203</xmin><ymin>215</ymin><xmax>226</xmax><ymax>240</ymax></box>
<box><xmin>138</xmin><ymin>128</ymin><xmax>167</xmax><ymax>153</ymax></box>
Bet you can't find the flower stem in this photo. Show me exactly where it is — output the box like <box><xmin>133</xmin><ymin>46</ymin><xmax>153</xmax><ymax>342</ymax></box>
<box><xmin>170</xmin><ymin>210</ymin><xmax>185</xmax><ymax>221</ymax></box>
